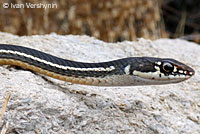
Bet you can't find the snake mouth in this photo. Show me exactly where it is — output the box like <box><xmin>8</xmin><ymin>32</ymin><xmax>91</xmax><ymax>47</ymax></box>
<box><xmin>131</xmin><ymin>74</ymin><xmax>191</xmax><ymax>85</ymax></box>
<box><xmin>132</xmin><ymin>69</ymin><xmax>194</xmax><ymax>85</ymax></box>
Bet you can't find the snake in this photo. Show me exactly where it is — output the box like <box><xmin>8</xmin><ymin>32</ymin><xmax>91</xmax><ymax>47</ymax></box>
<box><xmin>0</xmin><ymin>44</ymin><xmax>195</xmax><ymax>86</ymax></box>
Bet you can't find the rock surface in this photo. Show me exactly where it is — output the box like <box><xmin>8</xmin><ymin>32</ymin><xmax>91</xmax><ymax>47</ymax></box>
<box><xmin>0</xmin><ymin>32</ymin><xmax>199</xmax><ymax>134</ymax></box>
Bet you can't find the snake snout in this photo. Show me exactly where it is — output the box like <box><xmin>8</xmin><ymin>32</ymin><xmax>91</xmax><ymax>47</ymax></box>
<box><xmin>177</xmin><ymin>64</ymin><xmax>195</xmax><ymax>77</ymax></box>
<box><xmin>185</xmin><ymin>66</ymin><xmax>195</xmax><ymax>76</ymax></box>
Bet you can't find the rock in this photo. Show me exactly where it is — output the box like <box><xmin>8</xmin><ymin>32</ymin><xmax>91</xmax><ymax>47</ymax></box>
<box><xmin>0</xmin><ymin>32</ymin><xmax>199</xmax><ymax>134</ymax></box>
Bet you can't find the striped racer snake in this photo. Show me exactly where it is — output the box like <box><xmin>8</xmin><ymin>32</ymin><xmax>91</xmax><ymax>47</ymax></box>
<box><xmin>0</xmin><ymin>44</ymin><xmax>195</xmax><ymax>86</ymax></box>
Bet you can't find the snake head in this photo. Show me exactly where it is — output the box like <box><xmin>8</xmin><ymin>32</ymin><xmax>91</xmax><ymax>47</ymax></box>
<box><xmin>130</xmin><ymin>57</ymin><xmax>195</xmax><ymax>85</ymax></box>
<box><xmin>156</xmin><ymin>58</ymin><xmax>195</xmax><ymax>78</ymax></box>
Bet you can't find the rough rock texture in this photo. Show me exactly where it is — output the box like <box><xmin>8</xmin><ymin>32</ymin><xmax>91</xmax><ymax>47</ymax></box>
<box><xmin>0</xmin><ymin>32</ymin><xmax>199</xmax><ymax>134</ymax></box>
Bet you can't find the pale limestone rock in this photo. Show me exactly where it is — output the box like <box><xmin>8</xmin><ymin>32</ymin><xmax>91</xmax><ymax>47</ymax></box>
<box><xmin>0</xmin><ymin>32</ymin><xmax>199</xmax><ymax>134</ymax></box>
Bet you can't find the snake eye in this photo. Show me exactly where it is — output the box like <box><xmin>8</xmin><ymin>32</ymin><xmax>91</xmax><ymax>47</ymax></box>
<box><xmin>163</xmin><ymin>62</ymin><xmax>174</xmax><ymax>73</ymax></box>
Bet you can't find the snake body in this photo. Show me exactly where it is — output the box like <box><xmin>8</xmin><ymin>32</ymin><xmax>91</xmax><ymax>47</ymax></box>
<box><xmin>0</xmin><ymin>44</ymin><xmax>195</xmax><ymax>86</ymax></box>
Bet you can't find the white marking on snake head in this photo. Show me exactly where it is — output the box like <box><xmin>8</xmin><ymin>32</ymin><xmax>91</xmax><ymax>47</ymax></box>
<box><xmin>184</xmin><ymin>71</ymin><xmax>187</xmax><ymax>74</ymax></box>
<box><xmin>179</xmin><ymin>70</ymin><xmax>184</xmax><ymax>73</ymax></box>
<box><xmin>173</xmin><ymin>67</ymin><xmax>177</xmax><ymax>72</ymax></box>
<box><xmin>156</xmin><ymin>62</ymin><xmax>162</xmax><ymax>65</ymax></box>
<box><xmin>189</xmin><ymin>72</ymin><xmax>193</xmax><ymax>75</ymax></box>
<box><xmin>154</xmin><ymin>66</ymin><xmax>160</xmax><ymax>71</ymax></box>
<box><xmin>124</xmin><ymin>65</ymin><xmax>131</xmax><ymax>75</ymax></box>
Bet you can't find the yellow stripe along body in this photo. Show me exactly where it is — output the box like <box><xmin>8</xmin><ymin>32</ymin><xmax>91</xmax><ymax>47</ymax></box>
<box><xmin>0</xmin><ymin>59</ymin><xmax>95</xmax><ymax>85</ymax></box>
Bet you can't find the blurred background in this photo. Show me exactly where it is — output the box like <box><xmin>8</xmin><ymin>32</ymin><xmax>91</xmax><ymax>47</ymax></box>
<box><xmin>0</xmin><ymin>0</ymin><xmax>199</xmax><ymax>43</ymax></box>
